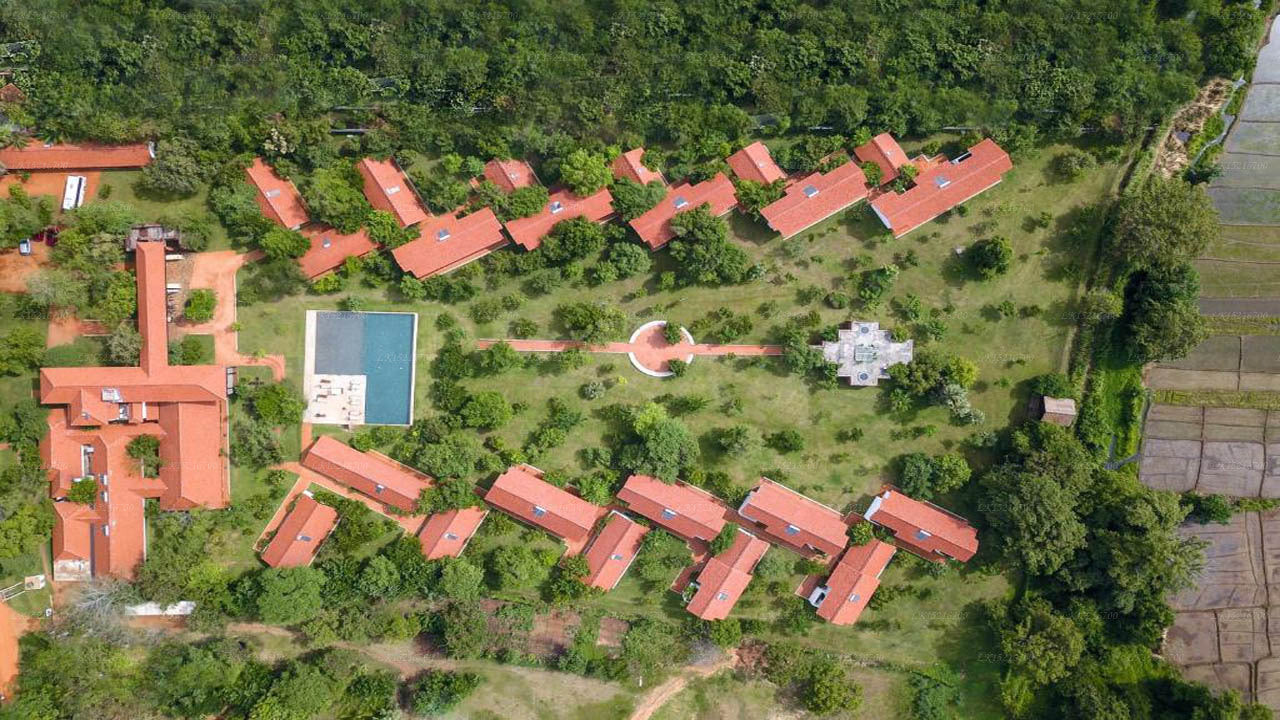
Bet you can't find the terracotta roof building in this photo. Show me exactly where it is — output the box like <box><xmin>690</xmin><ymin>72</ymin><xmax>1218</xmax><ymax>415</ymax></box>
<box><xmin>759</xmin><ymin>160</ymin><xmax>869</xmax><ymax>239</ymax></box>
<box><xmin>357</xmin><ymin>157</ymin><xmax>428</xmax><ymax>227</ymax></box>
<box><xmin>738</xmin><ymin>478</ymin><xmax>849</xmax><ymax>557</ymax></box>
<box><xmin>0</xmin><ymin>141</ymin><xmax>152</xmax><ymax>171</ymax></box>
<box><xmin>298</xmin><ymin>225</ymin><xmax>378</xmax><ymax>279</ymax></box>
<box><xmin>0</xmin><ymin>82</ymin><xmax>25</xmax><ymax>104</ymax></box>
<box><xmin>483</xmin><ymin>158</ymin><xmax>537</xmax><ymax>193</ymax></box>
<box><xmin>863</xmin><ymin>489</ymin><xmax>979</xmax><ymax>562</ymax></box>
<box><xmin>390</xmin><ymin>208</ymin><xmax>507</xmax><ymax>278</ymax></box>
<box><xmin>418</xmin><ymin>506</ymin><xmax>489</xmax><ymax>560</ymax></box>
<box><xmin>685</xmin><ymin>528</ymin><xmax>770</xmax><ymax>620</ymax></box>
<box><xmin>504</xmin><ymin>186</ymin><xmax>615</xmax><ymax>251</ymax></box>
<box><xmin>727</xmin><ymin>142</ymin><xmax>786</xmax><ymax>185</ymax></box>
<box><xmin>40</xmin><ymin>242</ymin><xmax>229</xmax><ymax>582</ymax></box>
<box><xmin>870</xmin><ymin>139</ymin><xmax>1012</xmax><ymax>238</ymax></box>
<box><xmin>612</xmin><ymin>148</ymin><xmax>665</xmax><ymax>186</ymax></box>
<box><xmin>484</xmin><ymin>464</ymin><xmax>602</xmax><ymax>547</ymax></box>
<box><xmin>807</xmin><ymin>540</ymin><xmax>896</xmax><ymax>625</ymax></box>
<box><xmin>260</xmin><ymin>493</ymin><xmax>339</xmax><ymax>568</ymax></box>
<box><xmin>853</xmin><ymin>133</ymin><xmax>911</xmax><ymax>184</ymax></box>
<box><xmin>301</xmin><ymin>435</ymin><xmax>433</xmax><ymax>513</ymax></box>
<box><xmin>580</xmin><ymin>511</ymin><xmax>648</xmax><ymax>590</ymax></box>
<box><xmin>617</xmin><ymin>474</ymin><xmax>728</xmax><ymax>543</ymax></box>
<box><xmin>629</xmin><ymin>173</ymin><xmax>737</xmax><ymax>250</ymax></box>
<box><xmin>246</xmin><ymin>157</ymin><xmax>309</xmax><ymax>230</ymax></box>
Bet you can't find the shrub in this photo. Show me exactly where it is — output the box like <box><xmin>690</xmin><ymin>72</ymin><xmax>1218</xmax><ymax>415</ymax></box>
<box><xmin>183</xmin><ymin>289</ymin><xmax>217</xmax><ymax>323</ymax></box>
<box><xmin>767</xmin><ymin>429</ymin><xmax>805</xmax><ymax>454</ymax></box>
<box><xmin>409</xmin><ymin>670</ymin><xmax>483</xmax><ymax>716</ymax></box>
<box><xmin>66</xmin><ymin>477</ymin><xmax>97</xmax><ymax>504</ymax></box>
<box><xmin>969</xmin><ymin>237</ymin><xmax>1013</xmax><ymax>279</ymax></box>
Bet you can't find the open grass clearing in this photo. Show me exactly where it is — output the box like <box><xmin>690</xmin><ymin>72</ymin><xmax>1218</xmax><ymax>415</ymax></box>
<box><xmin>98</xmin><ymin>170</ymin><xmax>231</xmax><ymax>251</ymax></box>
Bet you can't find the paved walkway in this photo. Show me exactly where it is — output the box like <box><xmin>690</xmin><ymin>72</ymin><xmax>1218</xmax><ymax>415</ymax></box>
<box><xmin>477</xmin><ymin>322</ymin><xmax>782</xmax><ymax>376</ymax></box>
<box><xmin>182</xmin><ymin>250</ymin><xmax>284</xmax><ymax>380</ymax></box>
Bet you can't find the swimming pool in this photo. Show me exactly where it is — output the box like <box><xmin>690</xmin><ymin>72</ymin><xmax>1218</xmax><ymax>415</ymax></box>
<box><xmin>310</xmin><ymin>311</ymin><xmax>417</xmax><ymax>425</ymax></box>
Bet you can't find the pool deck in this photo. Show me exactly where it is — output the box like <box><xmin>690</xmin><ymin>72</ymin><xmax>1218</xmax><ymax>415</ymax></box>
<box><xmin>303</xmin><ymin>310</ymin><xmax>418</xmax><ymax>427</ymax></box>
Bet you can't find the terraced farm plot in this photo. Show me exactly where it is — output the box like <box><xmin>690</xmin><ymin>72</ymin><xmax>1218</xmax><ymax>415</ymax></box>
<box><xmin>1226</xmin><ymin>122</ymin><xmax>1280</xmax><ymax>156</ymax></box>
<box><xmin>1163</xmin><ymin>510</ymin><xmax>1280</xmax><ymax>712</ymax></box>
<box><xmin>1207</xmin><ymin>187</ymin><xmax>1280</xmax><ymax>225</ymax></box>
<box><xmin>1214</xmin><ymin>152</ymin><xmax>1280</xmax><ymax>189</ymax></box>
<box><xmin>1203</xmin><ymin>226</ymin><xmax>1280</xmax><ymax>263</ymax></box>
<box><xmin>1239</xmin><ymin>84</ymin><xmax>1280</xmax><ymax>122</ymax></box>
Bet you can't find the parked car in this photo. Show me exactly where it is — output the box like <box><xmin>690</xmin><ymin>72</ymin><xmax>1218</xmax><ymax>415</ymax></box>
<box><xmin>17</xmin><ymin>238</ymin><xmax>31</xmax><ymax>255</ymax></box>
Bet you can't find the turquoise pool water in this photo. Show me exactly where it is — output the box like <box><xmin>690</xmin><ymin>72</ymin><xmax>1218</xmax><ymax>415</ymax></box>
<box><xmin>313</xmin><ymin>311</ymin><xmax>416</xmax><ymax>425</ymax></box>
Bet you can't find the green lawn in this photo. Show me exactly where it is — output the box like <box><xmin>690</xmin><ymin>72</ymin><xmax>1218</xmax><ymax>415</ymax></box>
<box><xmin>97</xmin><ymin>170</ymin><xmax>232</xmax><ymax>251</ymax></box>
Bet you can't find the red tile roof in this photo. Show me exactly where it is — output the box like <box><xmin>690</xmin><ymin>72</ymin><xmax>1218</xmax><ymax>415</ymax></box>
<box><xmin>418</xmin><ymin>507</ymin><xmax>489</xmax><ymax>560</ymax></box>
<box><xmin>390</xmin><ymin>208</ymin><xmax>507</xmax><ymax>278</ymax></box>
<box><xmin>612</xmin><ymin>148</ymin><xmax>665</xmax><ymax>186</ymax></box>
<box><xmin>41</xmin><ymin>241</ymin><xmax>230</xmax><ymax>582</ymax></box>
<box><xmin>617</xmin><ymin>474</ymin><xmax>727</xmax><ymax>543</ymax></box>
<box><xmin>811</xmin><ymin>540</ymin><xmax>896</xmax><ymax>625</ymax></box>
<box><xmin>503</xmin><ymin>186</ymin><xmax>615</xmax><ymax>250</ymax></box>
<box><xmin>870</xmin><ymin>139</ymin><xmax>1012</xmax><ymax>238</ymax></box>
<box><xmin>738</xmin><ymin>478</ymin><xmax>849</xmax><ymax>557</ymax></box>
<box><xmin>301</xmin><ymin>436</ymin><xmax>432</xmax><ymax>513</ymax></box>
<box><xmin>485</xmin><ymin>465</ymin><xmax>602</xmax><ymax>545</ymax></box>
<box><xmin>582</xmin><ymin>511</ymin><xmax>648</xmax><ymax>590</ymax></box>
<box><xmin>727</xmin><ymin>142</ymin><xmax>785</xmax><ymax>185</ymax></box>
<box><xmin>0</xmin><ymin>83</ymin><xmax>25</xmax><ymax>103</ymax></box>
<box><xmin>298</xmin><ymin>225</ymin><xmax>378</xmax><ymax>279</ymax></box>
<box><xmin>628</xmin><ymin>173</ymin><xmax>737</xmax><ymax>250</ymax></box>
<box><xmin>853</xmin><ymin>133</ymin><xmax>910</xmax><ymax>184</ymax></box>
<box><xmin>686</xmin><ymin>529</ymin><xmax>770</xmax><ymax>620</ymax></box>
<box><xmin>357</xmin><ymin>158</ymin><xmax>428</xmax><ymax>227</ymax></box>
<box><xmin>864</xmin><ymin>489</ymin><xmax>978</xmax><ymax>562</ymax></box>
<box><xmin>484</xmin><ymin>158</ymin><xmax>537</xmax><ymax>193</ymax></box>
<box><xmin>759</xmin><ymin>160</ymin><xmax>869</xmax><ymax>239</ymax></box>
<box><xmin>246</xmin><ymin>157</ymin><xmax>309</xmax><ymax>229</ymax></box>
<box><xmin>260</xmin><ymin>494</ymin><xmax>339</xmax><ymax>568</ymax></box>
<box><xmin>0</xmin><ymin>141</ymin><xmax>152</xmax><ymax>170</ymax></box>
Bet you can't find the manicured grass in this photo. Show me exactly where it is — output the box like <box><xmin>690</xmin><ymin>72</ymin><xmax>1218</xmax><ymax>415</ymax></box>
<box><xmin>97</xmin><ymin>170</ymin><xmax>231</xmax><ymax>251</ymax></box>
<box><xmin>0</xmin><ymin>551</ymin><xmax>51</xmax><ymax>618</ymax></box>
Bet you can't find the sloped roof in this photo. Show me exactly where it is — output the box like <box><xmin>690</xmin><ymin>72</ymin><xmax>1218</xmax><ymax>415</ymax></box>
<box><xmin>484</xmin><ymin>465</ymin><xmax>601</xmax><ymax>545</ymax></box>
<box><xmin>582</xmin><ymin>511</ymin><xmax>648</xmax><ymax>590</ymax></box>
<box><xmin>298</xmin><ymin>225</ymin><xmax>378</xmax><ymax>279</ymax></box>
<box><xmin>246</xmin><ymin>157</ymin><xmax>309</xmax><ymax>229</ymax></box>
<box><xmin>686</xmin><ymin>529</ymin><xmax>770</xmax><ymax>620</ymax></box>
<box><xmin>157</xmin><ymin>401</ymin><xmax>227</xmax><ymax>510</ymax></box>
<box><xmin>759</xmin><ymin>160</ymin><xmax>868</xmax><ymax>239</ymax></box>
<box><xmin>870</xmin><ymin>139</ymin><xmax>1012</xmax><ymax>238</ymax></box>
<box><xmin>42</xmin><ymin>241</ymin><xmax>229</xmax><ymax>582</ymax></box>
<box><xmin>357</xmin><ymin>158</ymin><xmax>428</xmax><ymax>227</ymax></box>
<box><xmin>612</xmin><ymin>148</ymin><xmax>665</xmax><ymax>186</ymax></box>
<box><xmin>629</xmin><ymin>173</ymin><xmax>737</xmax><ymax>249</ymax></box>
<box><xmin>853</xmin><ymin>133</ymin><xmax>910</xmax><ymax>184</ymax></box>
<box><xmin>864</xmin><ymin>489</ymin><xmax>978</xmax><ymax>562</ymax></box>
<box><xmin>503</xmin><ymin>186</ymin><xmax>614</xmax><ymax>250</ymax></box>
<box><xmin>617</xmin><ymin>474</ymin><xmax>727</xmax><ymax>543</ymax></box>
<box><xmin>0</xmin><ymin>141</ymin><xmax>152</xmax><ymax>170</ymax></box>
<box><xmin>738</xmin><ymin>478</ymin><xmax>849</xmax><ymax>557</ymax></box>
<box><xmin>260</xmin><ymin>494</ymin><xmax>339</xmax><ymax>568</ymax></box>
<box><xmin>302</xmin><ymin>436</ymin><xmax>432</xmax><ymax>513</ymax></box>
<box><xmin>0</xmin><ymin>83</ymin><xmax>25</xmax><ymax>103</ymax></box>
<box><xmin>727</xmin><ymin>142</ymin><xmax>785</xmax><ymax>185</ymax></box>
<box><xmin>418</xmin><ymin>506</ymin><xmax>489</xmax><ymax>560</ymax></box>
<box><xmin>814</xmin><ymin>540</ymin><xmax>895</xmax><ymax>625</ymax></box>
<box><xmin>484</xmin><ymin>158</ymin><xmax>537</xmax><ymax>193</ymax></box>
<box><xmin>390</xmin><ymin>208</ymin><xmax>507</xmax><ymax>278</ymax></box>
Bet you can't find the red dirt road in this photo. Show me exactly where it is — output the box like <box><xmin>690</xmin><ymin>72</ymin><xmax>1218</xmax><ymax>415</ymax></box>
<box><xmin>182</xmin><ymin>250</ymin><xmax>284</xmax><ymax>380</ymax></box>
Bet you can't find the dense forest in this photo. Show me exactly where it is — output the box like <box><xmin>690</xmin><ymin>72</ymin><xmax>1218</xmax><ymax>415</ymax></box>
<box><xmin>0</xmin><ymin>0</ymin><xmax>1264</xmax><ymax>175</ymax></box>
